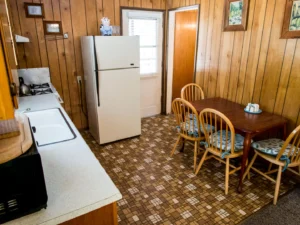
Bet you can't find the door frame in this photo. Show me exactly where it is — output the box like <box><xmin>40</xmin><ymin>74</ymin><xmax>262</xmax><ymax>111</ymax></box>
<box><xmin>165</xmin><ymin>5</ymin><xmax>200</xmax><ymax>114</ymax></box>
<box><xmin>120</xmin><ymin>7</ymin><xmax>166</xmax><ymax>116</ymax></box>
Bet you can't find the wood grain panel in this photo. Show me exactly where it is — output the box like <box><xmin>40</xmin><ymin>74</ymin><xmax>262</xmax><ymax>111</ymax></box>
<box><xmin>85</xmin><ymin>0</ymin><xmax>99</xmax><ymax>35</ymax></box>
<box><xmin>60</xmin><ymin>202</ymin><xmax>118</xmax><ymax>225</ymax></box>
<box><xmin>196</xmin><ymin>0</ymin><xmax>208</xmax><ymax>87</ymax></box>
<box><xmin>202</xmin><ymin>0</ymin><xmax>214</xmax><ymax>96</ymax></box>
<box><xmin>206</xmin><ymin>0</ymin><xmax>223</xmax><ymax>98</ymax></box>
<box><xmin>17</xmin><ymin>0</ymin><xmax>41</xmax><ymax>68</ymax></box>
<box><xmin>114</xmin><ymin>0</ymin><xmax>120</xmax><ymax>26</ymax></box>
<box><xmin>235</xmin><ymin>0</ymin><xmax>256</xmax><ymax>103</ymax></box>
<box><xmin>241</xmin><ymin>0</ymin><xmax>267</xmax><ymax>105</ymax></box>
<box><xmin>141</xmin><ymin>0</ymin><xmax>153</xmax><ymax>8</ymax></box>
<box><xmin>52</xmin><ymin>0</ymin><xmax>71</xmax><ymax>115</ymax></box>
<box><xmin>103</xmin><ymin>0</ymin><xmax>115</xmax><ymax>24</ymax></box>
<box><xmin>216</xmin><ymin>31</ymin><xmax>234</xmax><ymax>98</ymax></box>
<box><xmin>59</xmin><ymin>0</ymin><xmax>81</xmax><ymax>128</ymax></box>
<box><xmin>0</xmin><ymin>0</ymin><xmax>16</xmax><ymax>69</ymax></box>
<box><xmin>273</xmin><ymin>39</ymin><xmax>297</xmax><ymax>115</ymax></box>
<box><xmin>32</xmin><ymin>0</ymin><xmax>48</xmax><ymax>68</ymax></box>
<box><xmin>42</xmin><ymin>0</ymin><xmax>63</xmax><ymax>98</ymax></box>
<box><xmin>70</xmin><ymin>0</ymin><xmax>88</xmax><ymax>128</ymax></box>
<box><xmin>259</xmin><ymin>0</ymin><xmax>287</xmax><ymax>112</ymax></box>
<box><xmin>281</xmin><ymin>40</ymin><xmax>300</xmax><ymax>131</ymax></box>
<box><xmin>9</xmin><ymin>0</ymin><xmax>26</xmax><ymax>68</ymax></box>
<box><xmin>133</xmin><ymin>0</ymin><xmax>141</xmax><ymax>7</ymax></box>
<box><xmin>251</xmin><ymin>0</ymin><xmax>276</xmax><ymax>104</ymax></box>
<box><xmin>227</xmin><ymin>32</ymin><xmax>244</xmax><ymax>101</ymax></box>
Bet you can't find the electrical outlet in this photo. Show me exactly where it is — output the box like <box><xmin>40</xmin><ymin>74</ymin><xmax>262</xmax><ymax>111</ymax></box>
<box><xmin>77</xmin><ymin>76</ymin><xmax>82</xmax><ymax>83</ymax></box>
<box><xmin>63</xmin><ymin>33</ymin><xmax>69</xmax><ymax>39</ymax></box>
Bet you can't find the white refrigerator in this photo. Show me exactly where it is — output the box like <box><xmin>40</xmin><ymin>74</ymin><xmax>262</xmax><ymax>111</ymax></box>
<box><xmin>81</xmin><ymin>36</ymin><xmax>141</xmax><ymax>145</ymax></box>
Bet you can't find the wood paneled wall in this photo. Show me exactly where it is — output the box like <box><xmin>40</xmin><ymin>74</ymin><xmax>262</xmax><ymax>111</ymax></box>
<box><xmin>167</xmin><ymin>0</ymin><xmax>300</xmax><ymax>132</ymax></box>
<box><xmin>7</xmin><ymin>0</ymin><xmax>300</xmax><ymax>132</ymax></box>
<box><xmin>8</xmin><ymin>0</ymin><xmax>166</xmax><ymax>129</ymax></box>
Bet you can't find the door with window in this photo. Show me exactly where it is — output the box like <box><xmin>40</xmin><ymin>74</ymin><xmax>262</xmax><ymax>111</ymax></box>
<box><xmin>122</xmin><ymin>10</ymin><xmax>163</xmax><ymax>118</ymax></box>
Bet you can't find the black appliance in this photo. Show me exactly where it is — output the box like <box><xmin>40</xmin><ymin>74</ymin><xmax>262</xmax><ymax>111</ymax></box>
<box><xmin>0</xmin><ymin>130</ymin><xmax>48</xmax><ymax>224</ymax></box>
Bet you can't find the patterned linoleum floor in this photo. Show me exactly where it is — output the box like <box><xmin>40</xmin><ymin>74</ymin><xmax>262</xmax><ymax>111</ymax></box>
<box><xmin>81</xmin><ymin>115</ymin><xmax>297</xmax><ymax>225</ymax></box>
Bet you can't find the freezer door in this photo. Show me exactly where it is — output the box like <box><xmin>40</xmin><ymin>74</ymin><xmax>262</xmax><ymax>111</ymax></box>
<box><xmin>94</xmin><ymin>36</ymin><xmax>140</xmax><ymax>70</ymax></box>
<box><xmin>98</xmin><ymin>68</ymin><xmax>141</xmax><ymax>144</ymax></box>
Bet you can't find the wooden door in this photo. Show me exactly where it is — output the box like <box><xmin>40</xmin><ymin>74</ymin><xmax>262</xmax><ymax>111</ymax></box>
<box><xmin>0</xmin><ymin>18</ymin><xmax>17</xmax><ymax>120</ymax></box>
<box><xmin>172</xmin><ymin>10</ymin><xmax>198</xmax><ymax>100</ymax></box>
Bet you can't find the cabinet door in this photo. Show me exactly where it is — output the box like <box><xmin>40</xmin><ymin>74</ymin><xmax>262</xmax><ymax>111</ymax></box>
<box><xmin>0</xmin><ymin>27</ymin><xmax>14</xmax><ymax>120</ymax></box>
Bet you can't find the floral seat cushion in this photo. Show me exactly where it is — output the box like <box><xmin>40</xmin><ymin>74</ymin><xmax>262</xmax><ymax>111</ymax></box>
<box><xmin>251</xmin><ymin>138</ymin><xmax>297</xmax><ymax>156</ymax></box>
<box><xmin>208</xmin><ymin>130</ymin><xmax>248</xmax><ymax>152</ymax></box>
<box><xmin>176</xmin><ymin>120</ymin><xmax>214</xmax><ymax>137</ymax></box>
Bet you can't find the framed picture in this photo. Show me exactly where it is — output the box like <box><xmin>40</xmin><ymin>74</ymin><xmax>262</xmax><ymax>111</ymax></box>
<box><xmin>43</xmin><ymin>21</ymin><xmax>63</xmax><ymax>36</ymax></box>
<box><xmin>223</xmin><ymin>0</ymin><xmax>249</xmax><ymax>31</ymax></box>
<box><xmin>281</xmin><ymin>0</ymin><xmax>300</xmax><ymax>38</ymax></box>
<box><xmin>24</xmin><ymin>3</ymin><xmax>44</xmax><ymax>18</ymax></box>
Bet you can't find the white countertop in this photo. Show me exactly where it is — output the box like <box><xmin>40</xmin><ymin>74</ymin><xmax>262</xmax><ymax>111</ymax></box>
<box><xmin>5</xmin><ymin>94</ymin><xmax>122</xmax><ymax>225</ymax></box>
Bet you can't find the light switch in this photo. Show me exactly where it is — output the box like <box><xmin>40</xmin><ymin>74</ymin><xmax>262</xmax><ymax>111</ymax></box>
<box><xmin>63</xmin><ymin>33</ymin><xmax>69</xmax><ymax>39</ymax></box>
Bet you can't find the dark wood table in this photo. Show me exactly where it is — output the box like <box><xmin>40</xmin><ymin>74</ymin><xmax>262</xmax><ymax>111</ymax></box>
<box><xmin>190</xmin><ymin>97</ymin><xmax>287</xmax><ymax>193</ymax></box>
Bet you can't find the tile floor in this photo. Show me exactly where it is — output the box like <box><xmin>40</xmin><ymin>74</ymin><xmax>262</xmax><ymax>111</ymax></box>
<box><xmin>81</xmin><ymin>115</ymin><xmax>296</xmax><ymax>225</ymax></box>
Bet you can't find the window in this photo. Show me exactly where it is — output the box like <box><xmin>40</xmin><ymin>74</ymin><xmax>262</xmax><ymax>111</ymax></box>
<box><xmin>122</xmin><ymin>10</ymin><xmax>163</xmax><ymax>76</ymax></box>
<box><xmin>129</xmin><ymin>18</ymin><xmax>158</xmax><ymax>75</ymax></box>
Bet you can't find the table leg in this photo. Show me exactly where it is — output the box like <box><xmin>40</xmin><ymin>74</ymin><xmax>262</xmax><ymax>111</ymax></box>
<box><xmin>179</xmin><ymin>137</ymin><xmax>185</xmax><ymax>152</ymax></box>
<box><xmin>238</xmin><ymin>133</ymin><xmax>252</xmax><ymax>193</ymax></box>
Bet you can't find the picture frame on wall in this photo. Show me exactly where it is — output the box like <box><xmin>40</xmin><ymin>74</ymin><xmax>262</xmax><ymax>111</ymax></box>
<box><xmin>43</xmin><ymin>21</ymin><xmax>63</xmax><ymax>36</ymax></box>
<box><xmin>24</xmin><ymin>3</ymin><xmax>44</xmax><ymax>18</ymax></box>
<box><xmin>223</xmin><ymin>0</ymin><xmax>249</xmax><ymax>32</ymax></box>
<box><xmin>281</xmin><ymin>0</ymin><xmax>300</xmax><ymax>38</ymax></box>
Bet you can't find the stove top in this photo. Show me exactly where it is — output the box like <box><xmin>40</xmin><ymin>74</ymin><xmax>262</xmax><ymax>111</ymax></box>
<box><xmin>30</xmin><ymin>83</ymin><xmax>50</xmax><ymax>89</ymax></box>
<box><xmin>19</xmin><ymin>83</ymin><xmax>53</xmax><ymax>97</ymax></box>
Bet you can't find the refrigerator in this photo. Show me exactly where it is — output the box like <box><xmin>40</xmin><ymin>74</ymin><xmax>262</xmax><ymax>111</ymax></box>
<box><xmin>81</xmin><ymin>36</ymin><xmax>141</xmax><ymax>145</ymax></box>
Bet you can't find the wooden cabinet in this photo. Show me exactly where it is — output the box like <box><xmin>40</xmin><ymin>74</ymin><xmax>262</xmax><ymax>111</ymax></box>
<box><xmin>60</xmin><ymin>202</ymin><xmax>118</xmax><ymax>225</ymax></box>
<box><xmin>0</xmin><ymin>18</ymin><xmax>17</xmax><ymax>120</ymax></box>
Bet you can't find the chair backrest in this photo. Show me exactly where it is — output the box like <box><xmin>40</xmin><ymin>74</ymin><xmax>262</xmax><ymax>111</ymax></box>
<box><xmin>277</xmin><ymin>125</ymin><xmax>300</xmax><ymax>163</ymax></box>
<box><xmin>181</xmin><ymin>83</ymin><xmax>204</xmax><ymax>102</ymax></box>
<box><xmin>172</xmin><ymin>98</ymin><xmax>202</xmax><ymax>140</ymax></box>
<box><xmin>199</xmin><ymin>108</ymin><xmax>236</xmax><ymax>154</ymax></box>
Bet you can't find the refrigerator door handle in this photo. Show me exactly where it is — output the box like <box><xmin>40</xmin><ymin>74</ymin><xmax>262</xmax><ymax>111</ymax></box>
<box><xmin>93</xmin><ymin>36</ymin><xmax>100</xmax><ymax>106</ymax></box>
<box><xmin>95</xmin><ymin>71</ymin><xmax>100</xmax><ymax>107</ymax></box>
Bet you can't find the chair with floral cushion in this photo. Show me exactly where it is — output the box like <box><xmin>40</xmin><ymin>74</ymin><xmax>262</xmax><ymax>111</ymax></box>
<box><xmin>195</xmin><ymin>108</ymin><xmax>249</xmax><ymax>195</ymax></box>
<box><xmin>243</xmin><ymin>125</ymin><xmax>300</xmax><ymax>205</ymax></box>
<box><xmin>181</xmin><ymin>83</ymin><xmax>205</xmax><ymax>102</ymax></box>
<box><xmin>171</xmin><ymin>98</ymin><xmax>211</xmax><ymax>171</ymax></box>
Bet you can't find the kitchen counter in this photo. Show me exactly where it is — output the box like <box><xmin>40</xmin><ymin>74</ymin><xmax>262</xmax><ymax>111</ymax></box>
<box><xmin>5</xmin><ymin>94</ymin><xmax>122</xmax><ymax>225</ymax></box>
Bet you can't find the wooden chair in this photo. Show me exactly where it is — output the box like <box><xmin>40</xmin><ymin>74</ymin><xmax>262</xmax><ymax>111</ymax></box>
<box><xmin>181</xmin><ymin>83</ymin><xmax>204</xmax><ymax>102</ymax></box>
<box><xmin>170</xmin><ymin>98</ymin><xmax>206</xmax><ymax>171</ymax></box>
<box><xmin>195</xmin><ymin>108</ymin><xmax>248</xmax><ymax>195</ymax></box>
<box><xmin>243</xmin><ymin>125</ymin><xmax>300</xmax><ymax>205</ymax></box>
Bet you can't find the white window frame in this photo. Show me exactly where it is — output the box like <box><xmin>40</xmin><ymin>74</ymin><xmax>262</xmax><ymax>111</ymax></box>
<box><xmin>122</xmin><ymin>10</ymin><xmax>163</xmax><ymax>78</ymax></box>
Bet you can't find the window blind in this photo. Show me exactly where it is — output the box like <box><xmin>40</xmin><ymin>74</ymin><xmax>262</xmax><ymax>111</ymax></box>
<box><xmin>129</xmin><ymin>18</ymin><xmax>158</xmax><ymax>74</ymax></box>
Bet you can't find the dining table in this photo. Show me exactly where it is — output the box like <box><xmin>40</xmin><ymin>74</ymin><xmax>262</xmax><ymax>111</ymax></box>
<box><xmin>190</xmin><ymin>97</ymin><xmax>287</xmax><ymax>193</ymax></box>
